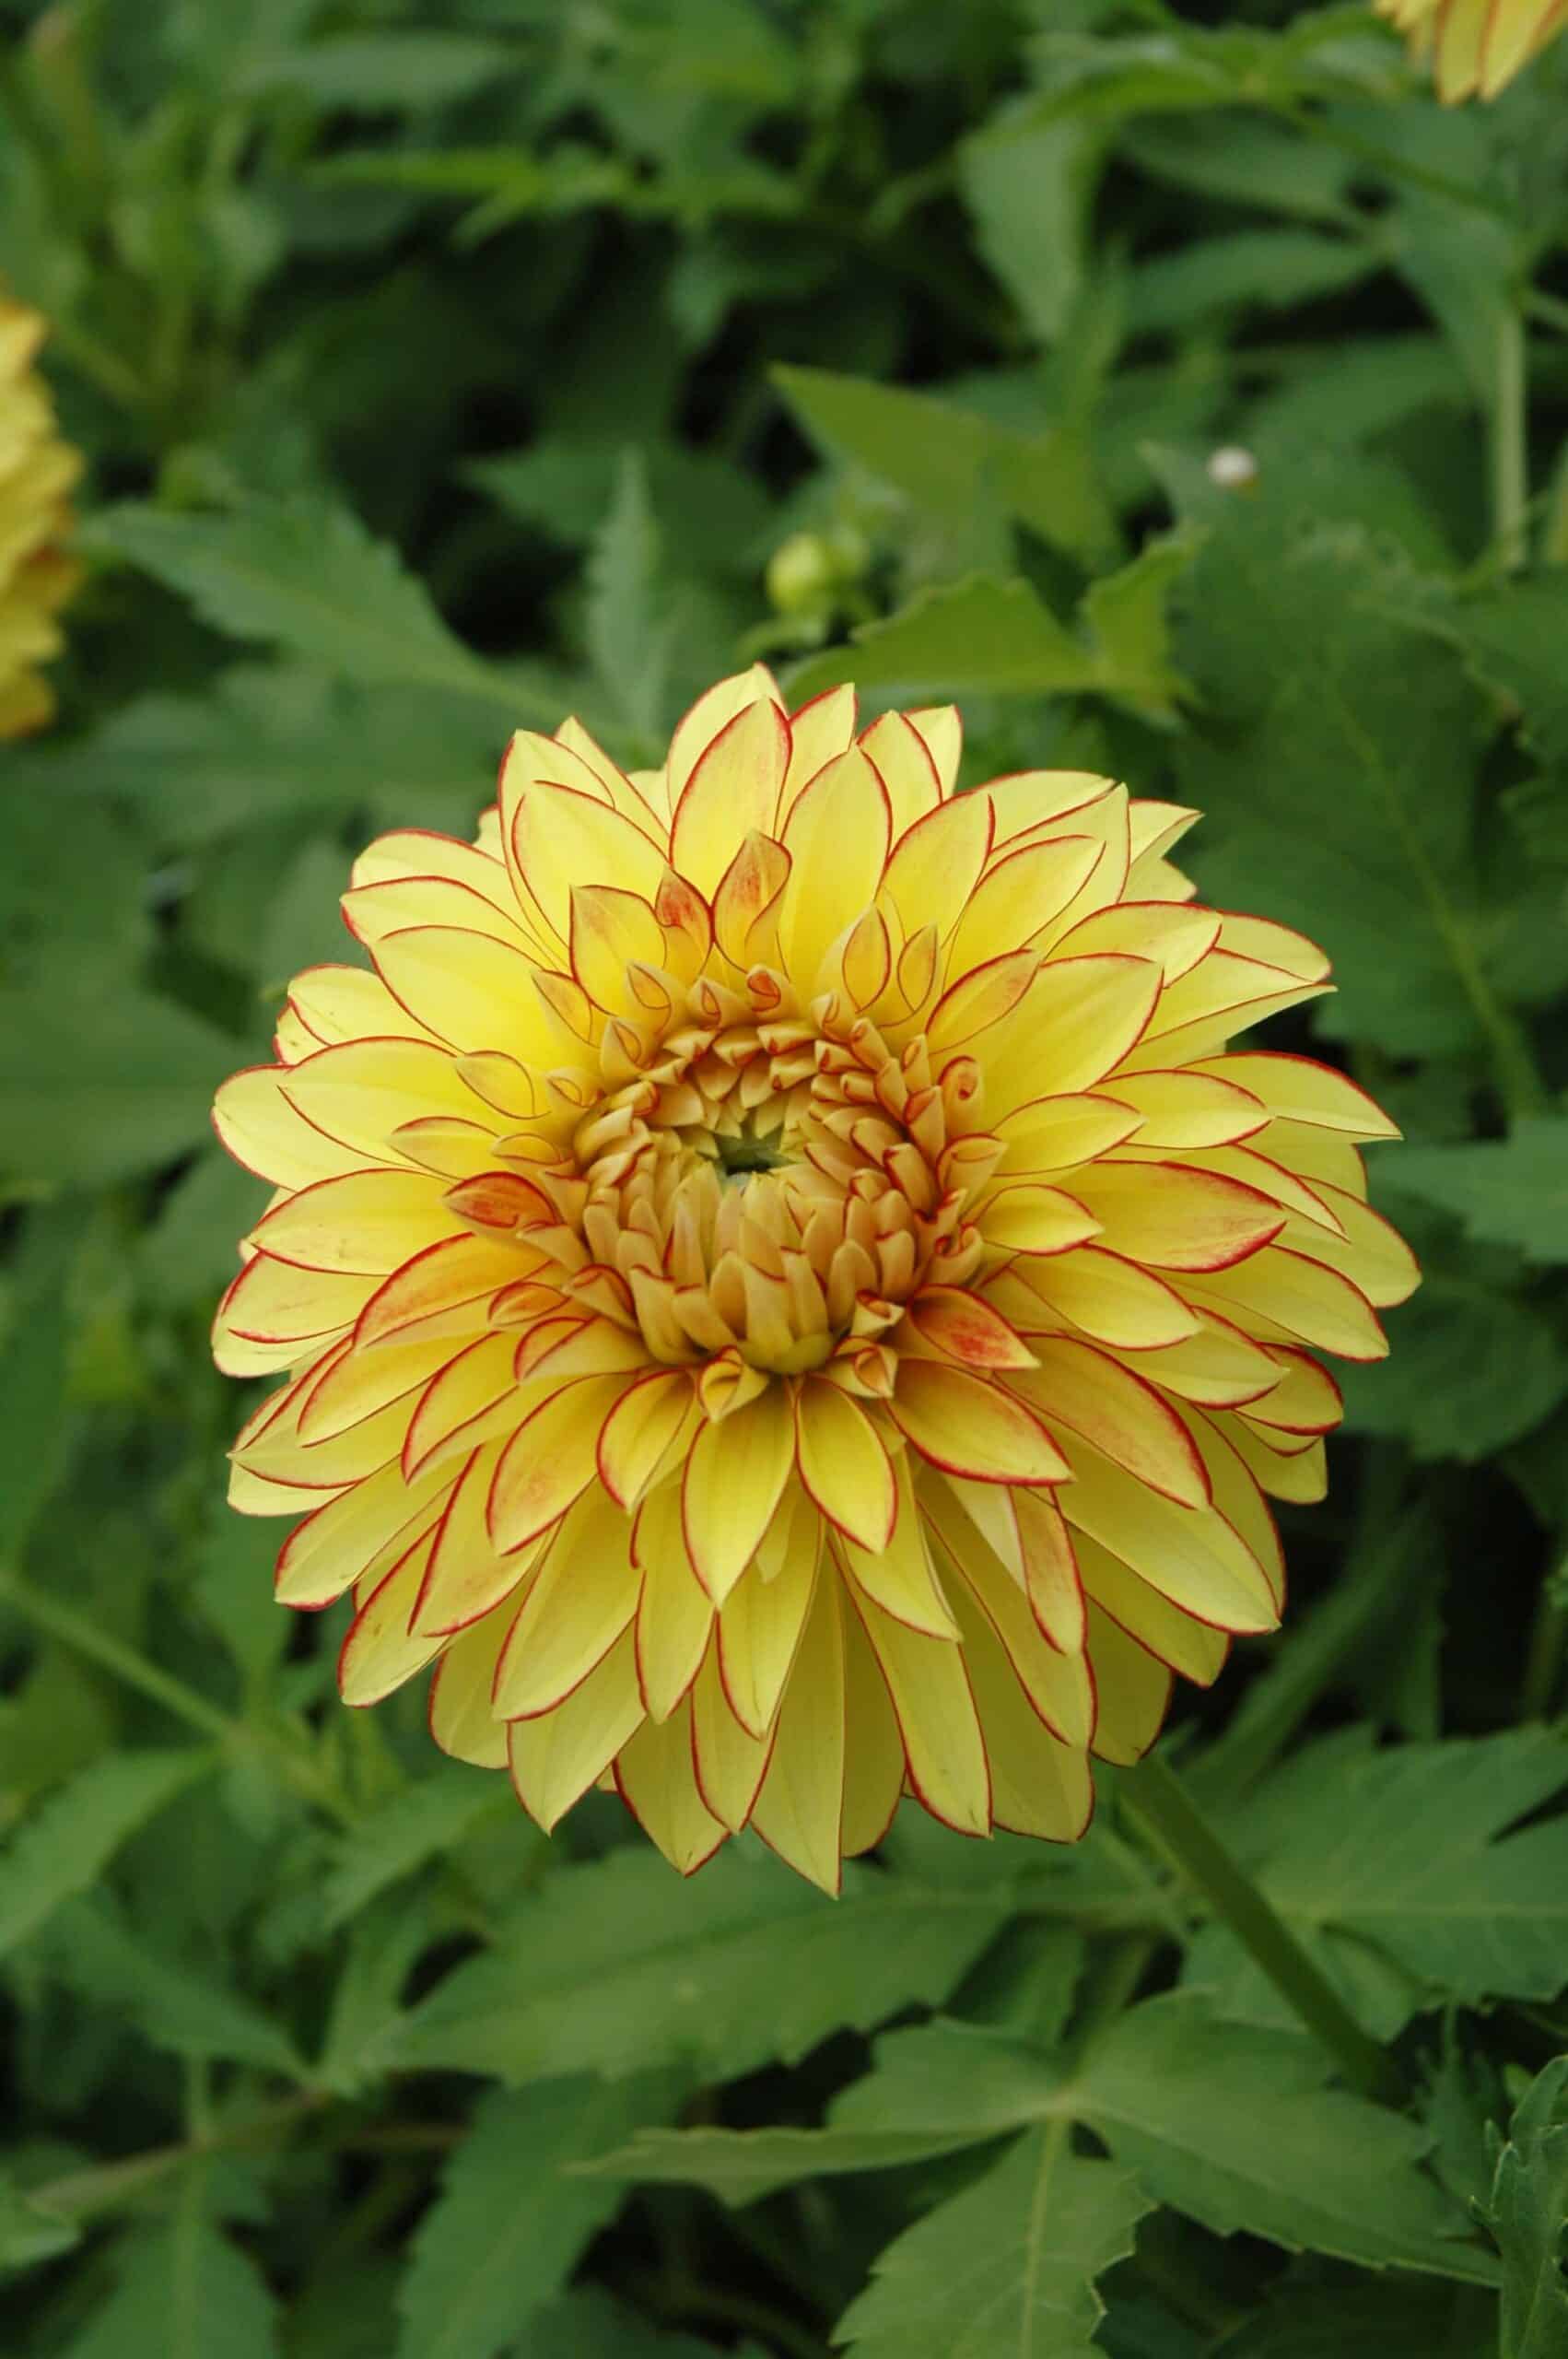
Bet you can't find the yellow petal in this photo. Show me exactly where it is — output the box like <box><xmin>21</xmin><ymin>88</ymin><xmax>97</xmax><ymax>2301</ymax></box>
<box><xmin>993</xmin><ymin>1092</ymin><xmax>1143</xmax><ymax>1177</ymax></box>
<box><xmin>288</xmin><ymin>963</ymin><xmax>443</xmax><ymax>1050</ymax></box>
<box><xmin>597</xmin><ymin>1369</ymin><xmax>698</xmax><ymax>1510</ymax></box>
<box><xmin>213</xmin><ymin>1256</ymin><xmax>372</xmax><ymax>1372</ymax></box>
<box><xmin>427</xmin><ymin>1600</ymin><xmax>514</xmax><ymax>1766</ymax></box>
<box><xmin>214</xmin><ymin>1064</ymin><xmax>368</xmax><ymax>1190</ymax></box>
<box><xmin>402</xmin><ymin>1335</ymin><xmax>518</xmax><ymax>1481</ymax></box>
<box><xmin>1057</xmin><ymin>900</ymin><xmax>1218</xmax><ymax>980</ymax></box>
<box><xmin>839</xmin><ymin>1599</ymin><xmax>907</xmax><ymax>1855</ymax></box>
<box><xmin>338</xmin><ymin>1529</ymin><xmax>448</xmax><ymax>1706</ymax></box>
<box><xmin>905</xmin><ymin>1287</ymin><xmax>1037</xmax><ymax>1372</ymax></box>
<box><xmin>280</xmin><ymin>1039</ymin><xmax>489</xmax><ymax>1165</ymax></box>
<box><xmin>666</xmin><ymin>665</ymin><xmax>784</xmax><ymax>806</ymax></box>
<box><xmin>922</xmin><ymin>1494</ymin><xmax>1094</xmax><ymax>1747</ymax></box>
<box><xmin>509</xmin><ymin>775</ymin><xmax>670</xmax><ymax>941</ymax></box>
<box><xmin>837</xmin><ymin>1453</ymin><xmax>958</xmax><ymax>1638</ymax></box>
<box><xmin>1075</xmin><ymin>1531</ymin><xmax>1229</xmax><ymax>1687</ymax></box>
<box><xmin>981</xmin><ymin>1181</ymin><xmax>1102</xmax><ymax>1258</ymax></box>
<box><xmin>1195</xmin><ymin>1051</ymin><xmax>1398</xmax><ymax>1140</ymax></box>
<box><xmin>905</xmin><ymin>705</ymin><xmax>962</xmax><ymax>798</ymax></box>
<box><xmin>794</xmin><ymin>1380</ymin><xmax>896</xmax><ymax>1550</ymax></box>
<box><xmin>890</xmin><ymin>1361</ymin><xmax>1068</xmax><ymax>1485</ymax></box>
<box><xmin>860</xmin><ymin>708</ymin><xmax>942</xmax><ymax>835</ymax></box>
<box><xmin>683</xmin><ymin>1386</ymin><xmax>796</xmax><ymax>1602</ymax></box>
<box><xmin>487</xmin><ymin>1373</ymin><xmax>635</xmax><ymax>1552</ymax></box>
<box><xmin>691</xmin><ymin>1642</ymin><xmax>775</xmax><ymax>1831</ymax></box>
<box><xmin>1183</xmin><ymin>1247</ymin><xmax>1387</xmax><ymax>1363</ymax></box>
<box><xmin>670</xmin><ymin>696</ymin><xmax>790</xmax><ymax>897</ymax></box>
<box><xmin>750</xmin><ymin>1572</ymin><xmax>847</xmax><ymax>1892</ymax></box>
<box><xmin>997</xmin><ymin>1245</ymin><xmax>1199</xmax><ymax>1352</ymax></box>
<box><xmin>568</xmin><ymin>885</ymin><xmax>665</xmax><ymax>1014</ymax></box>
<box><xmin>491</xmin><ymin>1484</ymin><xmax>640</xmax><ymax>1717</ymax></box>
<box><xmin>634</xmin><ymin>1484</ymin><xmax>714</xmax><ymax>1722</ymax></box>
<box><xmin>1117</xmin><ymin>948</ymin><xmax>1328</xmax><ymax>1070</ymax></box>
<box><xmin>946</xmin><ymin>1580</ymin><xmax>1092</xmax><ymax>1842</ymax></box>
<box><xmin>273</xmin><ymin>1458</ymin><xmax>453</xmax><ymax>1608</ymax></box>
<box><xmin>1012</xmin><ymin>1337</ymin><xmax>1210</xmax><ymax>1510</ymax></box>
<box><xmin>371</xmin><ymin>926</ymin><xmax>569</xmax><ymax>1064</ymax></box>
<box><xmin>507</xmin><ymin>1625</ymin><xmax>643</xmax><ymax>1832</ymax></box>
<box><xmin>1058</xmin><ymin>1443</ymin><xmax>1279</xmax><ymax>1634</ymax></box>
<box><xmin>985</xmin><ymin>956</ymin><xmax>1161</xmax><ymax>1110</ymax></box>
<box><xmin>780</xmin><ymin>684</ymin><xmax>858</xmax><ymax>817</ymax></box>
<box><xmin>848</xmin><ymin>1588</ymin><xmax>989</xmax><ymax>1837</ymax></box>
<box><xmin>248</xmin><ymin>1168</ymin><xmax>460</xmax><ymax>1276</ymax></box>
<box><xmin>616</xmin><ymin>1696</ymin><xmax>726</xmax><ymax>1874</ymax></box>
<box><xmin>412</xmin><ymin>1438</ymin><xmax>537</xmax><ymax>1635</ymax></box>
<box><xmin>881</xmin><ymin>792</ymin><xmax>993</xmax><ymax>949</ymax></box>
<box><xmin>1069</xmin><ymin>1159</ymin><xmax>1285</xmax><ymax>1273</ymax></box>
<box><xmin>1104</xmin><ymin>1069</ymin><xmax>1267</xmax><ymax>1150</ymax></box>
<box><xmin>778</xmin><ymin>746</ymin><xmax>890</xmax><ymax>992</ymax></box>
<box><xmin>947</xmin><ymin>837</ymin><xmax>1105</xmax><ymax>980</ymax></box>
<box><xmin>1085</xmin><ymin>1602</ymin><xmax>1172</xmax><ymax>1766</ymax></box>
<box><xmin>716</xmin><ymin>1492</ymin><xmax>820</xmax><ymax>1736</ymax></box>
<box><xmin>928</xmin><ymin>948</ymin><xmax>1041</xmax><ymax>1055</ymax></box>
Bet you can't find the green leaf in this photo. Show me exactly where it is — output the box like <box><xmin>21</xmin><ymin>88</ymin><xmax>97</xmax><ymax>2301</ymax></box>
<box><xmin>837</xmin><ymin>2129</ymin><xmax>1152</xmax><ymax>2359</ymax></box>
<box><xmin>0</xmin><ymin>980</ymin><xmax>240</xmax><ymax>1188</ymax></box>
<box><xmin>392</xmin><ymin>1845</ymin><xmax>1018</xmax><ymax>2086</ymax></box>
<box><xmin>1126</xmin><ymin>231</ymin><xmax>1377</xmax><ymax>337</ymax></box>
<box><xmin>0</xmin><ymin>1751</ymin><xmax>209</xmax><ymax>1962</ymax></box>
<box><xmin>238</xmin><ymin>32</ymin><xmax>521</xmax><ymax>111</ymax></box>
<box><xmin>1394</xmin><ymin>1122</ymin><xmax>1568</xmax><ymax>1265</ymax></box>
<box><xmin>1218</xmin><ymin>2274</ymin><xmax>1497</xmax><ymax>2356</ymax></box>
<box><xmin>958</xmin><ymin>111</ymin><xmax>1105</xmax><ymax>346</ymax></box>
<box><xmin>524</xmin><ymin>2290</ymin><xmax>724</xmax><ymax>2357</ymax></box>
<box><xmin>1339</xmin><ymin>1266</ymin><xmax>1565</xmax><ymax>1463</ymax></box>
<box><xmin>82</xmin><ymin>501</ymin><xmax>535</xmax><ymax>717</ymax></box>
<box><xmin>62</xmin><ymin>2211</ymin><xmax>280</xmax><ymax>2359</ymax></box>
<box><xmin>41</xmin><ymin>1896</ymin><xmax>304</xmax><ymax>2077</ymax></box>
<box><xmin>320</xmin><ymin>1764</ymin><xmax>508</xmax><ymax>1932</ymax></box>
<box><xmin>1078</xmin><ymin>531</ymin><xmax>1201</xmax><ymax>722</ymax></box>
<box><xmin>1188</xmin><ymin>1730</ymin><xmax>1568</xmax><ymax>2039</ymax></box>
<box><xmin>0</xmin><ymin>2171</ymin><xmax>80</xmax><ymax>2276</ymax></box>
<box><xmin>0</xmin><ymin>1207</ymin><xmax>74</xmax><ymax>1563</ymax></box>
<box><xmin>1167</xmin><ymin>475</ymin><xmax>1541</xmax><ymax>1061</ymax></box>
<box><xmin>1071</xmin><ymin>1997</ymin><xmax>1489</xmax><ymax>2280</ymax></box>
<box><xmin>772</xmin><ymin>364</ymin><xmax>1113</xmax><ymax>560</ymax></box>
<box><xmin>1480</xmin><ymin>2056</ymin><xmax>1568</xmax><ymax>2359</ymax></box>
<box><xmin>392</xmin><ymin>2074</ymin><xmax>678</xmax><ymax>2359</ymax></box>
<box><xmin>786</xmin><ymin>575</ymin><xmax>1098</xmax><ymax>706</ymax></box>
<box><xmin>585</xmin><ymin>452</ymin><xmax>672</xmax><ymax>747</ymax></box>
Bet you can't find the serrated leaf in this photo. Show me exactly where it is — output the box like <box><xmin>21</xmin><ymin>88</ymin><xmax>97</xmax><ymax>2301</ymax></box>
<box><xmin>786</xmin><ymin>575</ymin><xmax>1098</xmax><ymax>706</ymax></box>
<box><xmin>1188</xmin><ymin>1730</ymin><xmax>1568</xmax><ymax>2039</ymax></box>
<box><xmin>1078</xmin><ymin>532</ymin><xmax>1200</xmax><ymax>721</ymax></box>
<box><xmin>392</xmin><ymin>2074</ymin><xmax>678</xmax><ymax>2359</ymax></box>
<box><xmin>321</xmin><ymin>1764</ymin><xmax>507</xmax><ymax>1931</ymax></box>
<box><xmin>0</xmin><ymin>980</ymin><xmax>241</xmax><ymax>1187</ymax></box>
<box><xmin>239</xmin><ymin>32</ymin><xmax>521</xmax><ymax>110</ymax></box>
<box><xmin>42</xmin><ymin>1896</ymin><xmax>304</xmax><ymax>2077</ymax></box>
<box><xmin>82</xmin><ymin>500</ymin><xmax>532</xmax><ymax>715</ymax></box>
<box><xmin>1394</xmin><ymin>1122</ymin><xmax>1568</xmax><ymax>1265</ymax></box>
<box><xmin>1071</xmin><ymin>1997</ymin><xmax>1489</xmax><ymax>2280</ymax></box>
<box><xmin>1481</xmin><ymin>2057</ymin><xmax>1568</xmax><ymax>2359</ymax></box>
<box><xmin>0</xmin><ymin>1751</ymin><xmax>209</xmax><ymax>1961</ymax></box>
<box><xmin>63</xmin><ymin>2210</ymin><xmax>280</xmax><ymax>2359</ymax></box>
<box><xmin>773</xmin><ymin>364</ymin><xmax>1113</xmax><ymax>559</ymax></box>
<box><xmin>392</xmin><ymin>1845</ymin><xmax>1017</xmax><ymax>2086</ymax></box>
<box><xmin>837</xmin><ymin>2130</ymin><xmax>1151</xmax><ymax>2359</ymax></box>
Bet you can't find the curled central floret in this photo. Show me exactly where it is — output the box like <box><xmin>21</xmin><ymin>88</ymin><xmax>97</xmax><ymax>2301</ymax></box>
<box><xmin>523</xmin><ymin>986</ymin><xmax>991</xmax><ymax>1379</ymax></box>
<box><xmin>211</xmin><ymin>665</ymin><xmax>1416</xmax><ymax>1892</ymax></box>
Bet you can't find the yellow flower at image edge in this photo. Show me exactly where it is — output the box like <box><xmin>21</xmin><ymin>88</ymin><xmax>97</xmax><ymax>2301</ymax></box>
<box><xmin>0</xmin><ymin>297</ymin><xmax>81</xmax><ymax>738</ymax></box>
<box><xmin>211</xmin><ymin>670</ymin><xmax>1416</xmax><ymax>1891</ymax></box>
<box><xmin>1375</xmin><ymin>0</ymin><xmax>1568</xmax><ymax>98</ymax></box>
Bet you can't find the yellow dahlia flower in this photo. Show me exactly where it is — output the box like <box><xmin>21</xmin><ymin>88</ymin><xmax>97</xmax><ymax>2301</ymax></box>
<box><xmin>0</xmin><ymin>296</ymin><xmax>81</xmax><ymax>738</ymax></box>
<box><xmin>1375</xmin><ymin>0</ymin><xmax>1568</xmax><ymax>97</ymax></box>
<box><xmin>211</xmin><ymin>668</ymin><xmax>1414</xmax><ymax>1890</ymax></box>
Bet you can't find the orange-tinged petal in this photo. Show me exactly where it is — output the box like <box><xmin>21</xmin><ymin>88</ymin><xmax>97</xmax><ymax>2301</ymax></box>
<box><xmin>889</xmin><ymin>1359</ymin><xmax>1068</xmax><ymax>1485</ymax></box>
<box><xmin>906</xmin><ymin>1286</ymin><xmax>1036</xmax><ymax>1370</ymax></box>
<box><xmin>487</xmin><ymin>1374</ymin><xmax>635</xmax><ymax>1553</ymax></box>
<box><xmin>1012</xmin><ymin>1337</ymin><xmax>1211</xmax><ymax>1510</ymax></box>
<box><xmin>670</xmin><ymin>697</ymin><xmax>790</xmax><ymax>897</ymax></box>
<box><xmin>683</xmin><ymin>1387</ymin><xmax>796</xmax><ymax>1602</ymax></box>
<box><xmin>711</xmin><ymin>830</ymin><xmax>791</xmax><ymax>970</ymax></box>
<box><xmin>794</xmin><ymin>1380</ymin><xmax>896</xmax><ymax>1550</ymax></box>
<box><xmin>981</xmin><ymin>1182</ymin><xmax>1101</xmax><ymax>1259</ymax></box>
<box><xmin>1070</xmin><ymin>1159</ymin><xmax>1284</xmax><ymax>1273</ymax></box>
<box><xmin>1016</xmin><ymin>1486</ymin><xmax>1088</xmax><ymax>1655</ymax></box>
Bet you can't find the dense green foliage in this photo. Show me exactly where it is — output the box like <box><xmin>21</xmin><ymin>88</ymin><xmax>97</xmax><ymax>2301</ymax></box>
<box><xmin>2</xmin><ymin>1</ymin><xmax>1568</xmax><ymax>2352</ymax></box>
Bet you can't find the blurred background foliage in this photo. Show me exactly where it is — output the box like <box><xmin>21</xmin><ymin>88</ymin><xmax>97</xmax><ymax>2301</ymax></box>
<box><xmin>2</xmin><ymin>0</ymin><xmax>1568</xmax><ymax>2353</ymax></box>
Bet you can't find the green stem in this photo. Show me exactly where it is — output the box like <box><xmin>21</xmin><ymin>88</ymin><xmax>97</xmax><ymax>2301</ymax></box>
<box><xmin>1121</xmin><ymin>1754</ymin><xmax>1407</xmax><ymax>2108</ymax></box>
<box><xmin>1492</xmin><ymin>308</ymin><xmax>1530</xmax><ymax>574</ymax></box>
<box><xmin>0</xmin><ymin>1566</ymin><xmax>357</xmax><ymax>1825</ymax></box>
<box><xmin>31</xmin><ymin>2093</ymin><xmax>324</xmax><ymax>2221</ymax></box>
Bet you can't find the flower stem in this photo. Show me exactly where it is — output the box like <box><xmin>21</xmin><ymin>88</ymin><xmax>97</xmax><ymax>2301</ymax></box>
<box><xmin>1121</xmin><ymin>1753</ymin><xmax>1407</xmax><ymax>2108</ymax></box>
<box><xmin>1492</xmin><ymin>307</ymin><xmax>1529</xmax><ymax>574</ymax></box>
<box><xmin>1520</xmin><ymin>1555</ymin><xmax>1568</xmax><ymax>1720</ymax></box>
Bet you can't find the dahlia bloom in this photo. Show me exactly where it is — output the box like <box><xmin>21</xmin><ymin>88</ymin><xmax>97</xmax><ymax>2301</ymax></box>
<box><xmin>0</xmin><ymin>296</ymin><xmax>81</xmax><ymax>738</ymax></box>
<box><xmin>1375</xmin><ymin>0</ymin><xmax>1568</xmax><ymax>97</ymax></box>
<box><xmin>211</xmin><ymin>669</ymin><xmax>1414</xmax><ymax>1890</ymax></box>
